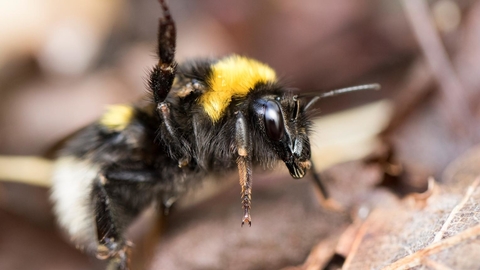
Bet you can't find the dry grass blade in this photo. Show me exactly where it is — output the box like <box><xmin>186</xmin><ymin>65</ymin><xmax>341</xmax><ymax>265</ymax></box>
<box><xmin>0</xmin><ymin>156</ymin><xmax>52</xmax><ymax>187</ymax></box>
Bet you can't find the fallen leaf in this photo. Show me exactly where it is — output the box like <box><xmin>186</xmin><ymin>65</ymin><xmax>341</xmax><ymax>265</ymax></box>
<box><xmin>342</xmin><ymin>145</ymin><xmax>480</xmax><ymax>269</ymax></box>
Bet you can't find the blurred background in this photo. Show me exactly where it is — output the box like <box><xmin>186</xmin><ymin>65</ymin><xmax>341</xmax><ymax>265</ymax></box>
<box><xmin>1</xmin><ymin>0</ymin><xmax>479</xmax><ymax>269</ymax></box>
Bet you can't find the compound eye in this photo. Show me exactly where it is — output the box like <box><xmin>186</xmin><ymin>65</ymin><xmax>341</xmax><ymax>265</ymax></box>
<box><xmin>264</xmin><ymin>100</ymin><xmax>285</xmax><ymax>141</ymax></box>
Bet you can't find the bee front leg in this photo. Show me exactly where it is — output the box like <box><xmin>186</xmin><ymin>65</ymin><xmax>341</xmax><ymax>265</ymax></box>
<box><xmin>156</xmin><ymin>102</ymin><xmax>191</xmax><ymax>165</ymax></box>
<box><xmin>150</xmin><ymin>0</ymin><xmax>177</xmax><ymax>103</ymax></box>
<box><xmin>235</xmin><ymin>112</ymin><xmax>253</xmax><ymax>226</ymax></box>
<box><xmin>309</xmin><ymin>160</ymin><xmax>344</xmax><ymax>211</ymax></box>
<box><xmin>149</xmin><ymin>0</ymin><xmax>192</xmax><ymax>165</ymax></box>
<box><xmin>309</xmin><ymin>160</ymin><xmax>329</xmax><ymax>200</ymax></box>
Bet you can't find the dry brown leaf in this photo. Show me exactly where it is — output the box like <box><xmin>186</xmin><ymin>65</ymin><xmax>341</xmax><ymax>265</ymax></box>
<box><xmin>342</xmin><ymin>145</ymin><xmax>480</xmax><ymax>270</ymax></box>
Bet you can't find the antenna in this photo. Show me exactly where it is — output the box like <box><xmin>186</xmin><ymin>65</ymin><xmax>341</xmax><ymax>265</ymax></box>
<box><xmin>318</xmin><ymin>83</ymin><xmax>380</xmax><ymax>98</ymax></box>
<box><xmin>304</xmin><ymin>83</ymin><xmax>380</xmax><ymax>111</ymax></box>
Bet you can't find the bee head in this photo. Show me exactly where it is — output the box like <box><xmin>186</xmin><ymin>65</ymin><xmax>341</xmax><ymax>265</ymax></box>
<box><xmin>248</xmin><ymin>82</ymin><xmax>380</xmax><ymax>179</ymax></box>
<box><xmin>251</xmin><ymin>91</ymin><xmax>312</xmax><ymax>179</ymax></box>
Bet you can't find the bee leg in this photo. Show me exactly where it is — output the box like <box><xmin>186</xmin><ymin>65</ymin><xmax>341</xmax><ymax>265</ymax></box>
<box><xmin>93</xmin><ymin>176</ymin><xmax>130</xmax><ymax>270</ymax></box>
<box><xmin>235</xmin><ymin>112</ymin><xmax>253</xmax><ymax>227</ymax></box>
<box><xmin>149</xmin><ymin>0</ymin><xmax>177</xmax><ymax>103</ymax></box>
<box><xmin>93</xmin><ymin>170</ymin><xmax>161</xmax><ymax>270</ymax></box>
<box><xmin>156</xmin><ymin>102</ymin><xmax>191</xmax><ymax>164</ymax></box>
<box><xmin>310</xmin><ymin>161</ymin><xmax>344</xmax><ymax>211</ymax></box>
<box><xmin>309</xmin><ymin>160</ymin><xmax>329</xmax><ymax>200</ymax></box>
<box><xmin>148</xmin><ymin>1</ymin><xmax>191</xmax><ymax>164</ymax></box>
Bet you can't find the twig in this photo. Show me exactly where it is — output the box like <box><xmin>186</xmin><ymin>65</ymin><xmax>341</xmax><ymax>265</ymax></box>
<box><xmin>401</xmin><ymin>0</ymin><xmax>473</xmax><ymax>136</ymax></box>
<box><xmin>294</xmin><ymin>235</ymin><xmax>340</xmax><ymax>270</ymax></box>
<box><xmin>341</xmin><ymin>211</ymin><xmax>378</xmax><ymax>269</ymax></box>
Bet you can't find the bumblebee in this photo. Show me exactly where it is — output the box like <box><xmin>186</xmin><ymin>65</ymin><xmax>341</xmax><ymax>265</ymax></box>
<box><xmin>50</xmin><ymin>1</ymin><xmax>379</xmax><ymax>269</ymax></box>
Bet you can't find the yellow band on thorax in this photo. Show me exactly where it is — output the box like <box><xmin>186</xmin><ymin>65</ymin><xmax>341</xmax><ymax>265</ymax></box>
<box><xmin>199</xmin><ymin>55</ymin><xmax>277</xmax><ymax>122</ymax></box>
<box><xmin>99</xmin><ymin>105</ymin><xmax>134</xmax><ymax>131</ymax></box>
